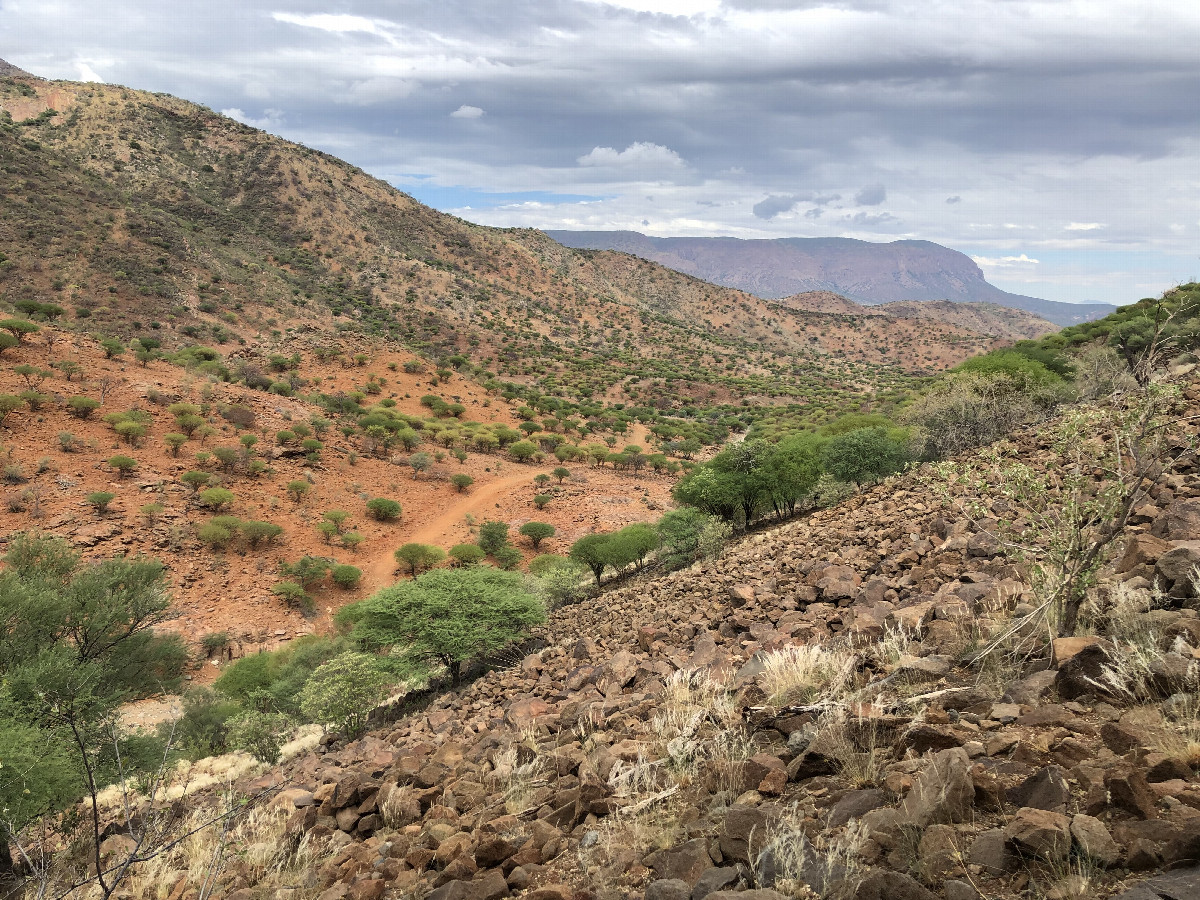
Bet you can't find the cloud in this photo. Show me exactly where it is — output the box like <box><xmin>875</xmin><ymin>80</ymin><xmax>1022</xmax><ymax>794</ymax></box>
<box><xmin>77</xmin><ymin>62</ymin><xmax>103</xmax><ymax>83</ymax></box>
<box><xmin>272</xmin><ymin>12</ymin><xmax>391</xmax><ymax>38</ymax></box>
<box><xmin>843</xmin><ymin>211</ymin><xmax>901</xmax><ymax>230</ymax></box>
<box><xmin>854</xmin><ymin>183</ymin><xmax>887</xmax><ymax>206</ymax></box>
<box><xmin>450</xmin><ymin>105</ymin><xmax>484</xmax><ymax>119</ymax></box>
<box><xmin>1066</xmin><ymin>222</ymin><xmax>1106</xmax><ymax>231</ymax></box>
<box><xmin>752</xmin><ymin>191</ymin><xmax>841</xmax><ymax>219</ymax></box>
<box><xmin>945</xmin><ymin>195</ymin><xmax>961</xmax><ymax>204</ymax></box>
<box><xmin>752</xmin><ymin>194</ymin><xmax>802</xmax><ymax>219</ymax></box>
<box><xmin>577</xmin><ymin>142</ymin><xmax>685</xmax><ymax>169</ymax></box>
<box><xmin>972</xmin><ymin>253</ymin><xmax>1040</xmax><ymax>267</ymax></box>
<box><xmin>220</xmin><ymin>107</ymin><xmax>285</xmax><ymax>130</ymax></box>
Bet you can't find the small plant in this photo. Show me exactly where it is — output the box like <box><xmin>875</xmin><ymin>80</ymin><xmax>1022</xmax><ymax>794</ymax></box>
<box><xmin>3</xmin><ymin>465</ymin><xmax>25</xmax><ymax>485</ymax></box>
<box><xmin>140</xmin><ymin>502</ymin><xmax>165</xmax><ymax>524</ymax></box>
<box><xmin>197</xmin><ymin>487</ymin><xmax>235</xmax><ymax>511</ymax></box>
<box><xmin>241</xmin><ymin>520</ymin><xmax>283</xmax><ymax>548</ymax></box>
<box><xmin>553</xmin><ymin>466</ymin><xmax>570</xmax><ymax>483</ymax></box>
<box><xmin>163</xmin><ymin>432</ymin><xmax>188</xmax><ymax>456</ymax></box>
<box><xmin>394</xmin><ymin>543</ymin><xmax>446</xmax><ymax>576</ymax></box>
<box><xmin>478</xmin><ymin>520</ymin><xmax>509</xmax><ymax>555</ymax></box>
<box><xmin>492</xmin><ymin>545</ymin><xmax>523</xmax><ymax>571</ymax></box>
<box><xmin>533</xmin><ymin>493</ymin><xmax>552</xmax><ymax>510</ymax></box>
<box><xmin>366</xmin><ymin>497</ymin><xmax>401</xmax><ymax>521</ymax></box>
<box><xmin>519</xmin><ymin>521</ymin><xmax>556</xmax><ymax>549</ymax></box>
<box><xmin>201</xmin><ymin>631</ymin><xmax>231</xmax><ymax>656</ymax></box>
<box><xmin>272</xmin><ymin>580</ymin><xmax>312</xmax><ymax>614</ymax></box>
<box><xmin>86</xmin><ymin>491</ymin><xmax>115</xmax><ymax>514</ymax></box>
<box><xmin>279</xmin><ymin>555</ymin><xmax>332</xmax><ymax>588</ymax></box>
<box><xmin>323</xmin><ymin>509</ymin><xmax>350</xmax><ymax>533</ymax></box>
<box><xmin>286</xmin><ymin>479</ymin><xmax>311</xmax><ymax>502</ymax></box>
<box><xmin>108</xmin><ymin>455</ymin><xmax>137</xmax><ymax>478</ymax></box>
<box><xmin>58</xmin><ymin>431</ymin><xmax>77</xmax><ymax>452</ymax></box>
<box><xmin>181</xmin><ymin>470</ymin><xmax>210</xmax><ymax>492</ymax></box>
<box><xmin>448</xmin><ymin>543</ymin><xmax>486</xmax><ymax>567</ymax></box>
<box><xmin>197</xmin><ymin>521</ymin><xmax>235</xmax><ymax>550</ymax></box>
<box><xmin>340</xmin><ymin>531</ymin><xmax>363</xmax><ymax>552</ymax></box>
<box><xmin>450</xmin><ymin>473</ymin><xmax>474</xmax><ymax>493</ymax></box>
<box><xmin>331</xmin><ymin>564</ymin><xmax>362</xmax><ymax>589</ymax></box>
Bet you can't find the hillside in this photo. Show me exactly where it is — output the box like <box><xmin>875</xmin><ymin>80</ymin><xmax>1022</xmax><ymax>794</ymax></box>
<box><xmin>34</xmin><ymin>373</ymin><xmax>1200</xmax><ymax>900</ymax></box>
<box><xmin>0</xmin><ymin>65</ymin><xmax>1011</xmax><ymax>430</ymax></box>
<box><xmin>776</xmin><ymin>292</ymin><xmax>1058</xmax><ymax>341</ymax></box>
<box><xmin>546</xmin><ymin>231</ymin><xmax>1114</xmax><ymax>327</ymax></box>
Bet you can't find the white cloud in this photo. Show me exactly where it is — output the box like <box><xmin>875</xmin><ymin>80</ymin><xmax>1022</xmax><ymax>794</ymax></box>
<box><xmin>1066</xmin><ymin>222</ymin><xmax>1106</xmax><ymax>231</ymax></box>
<box><xmin>577</xmin><ymin>141</ymin><xmax>685</xmax><ymax>168</ymax></box>
<box><xmin>77</xmin><ymin>62</ymin><xmax>102</xmax><ymax>83</ymax></box>
<box><xmin>220</xmin><ymin>107</ymin><xmax>285</xmax><ymax>130</ymax></box>
<box><xmin>972</xmin><ymin>253</ymin><xmax>1040</xmax><ymax>267</ymax></box>
<box><xmin>450</xmin><ymin>105</ymin><xmax>484</xmax><ymax>119</ymax></box>
<box><xmin>271</xmin><ymin>12</ymin><xmax>389</xmax><ymax>37</ymax></box>
<box><xmin>576</xmin><ymin>0</ymin><xmax>721</xmax><ymax>15</ymax></box>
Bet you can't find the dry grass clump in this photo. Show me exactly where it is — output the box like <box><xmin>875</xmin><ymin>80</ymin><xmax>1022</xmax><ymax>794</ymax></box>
<box><xmin>753</xmin><ymin>807</ymin><xmax>868</xmax><ymax>898</ymax></box>
<box><xmin>758</xmin><ymin>645</ymin><xmax>856</xmax><ymax>707</ymax></box>
<box><xmin>1155</xmin><ymin>692</ymin><xmax>1200</xmax><ymax>767</ymax></box>
<box><xmin>489</xmin><ymin>745</ymin><xmax>548</xmax><ymax>815</ymax></box>
<box><xmin>813</xmin><ymin>708</ymin><xmax>889</xmax><ymax>789</ymax></box>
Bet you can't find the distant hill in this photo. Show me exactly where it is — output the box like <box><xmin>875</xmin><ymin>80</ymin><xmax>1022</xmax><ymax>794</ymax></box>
<box><xmin>778</xmin><ymin>292</ymin><xmax>1058</xmax><ymax>341</ymax></box>
<box><xmin>0</xmin><ymin>58</ymin><xmax>34</xmax><ymax>78</ymax></box>
<box><xmin>547</xmin><ymin>231</ymin><xmax>1114</xmax><ymax>327</ymax></box>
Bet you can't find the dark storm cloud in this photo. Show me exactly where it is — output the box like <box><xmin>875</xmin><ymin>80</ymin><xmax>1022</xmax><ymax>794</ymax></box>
<box><xmin>3</xmin><ymin>0</ymin><xmax>1200</xmax><ymax>304</ymax></box>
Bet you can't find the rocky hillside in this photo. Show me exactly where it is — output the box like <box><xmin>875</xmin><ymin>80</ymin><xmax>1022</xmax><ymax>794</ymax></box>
<box><xmin>0</xmin><ymin>65</ymin><xmax>1006</xmax><ymax>417</ymax></box>
<box><xmin>89</xmin><ymin>376</ymin><xmax>1200</xmax><ymax>900</ymax></box>
<box><xmin>546</xmin><ymin>232</ymin><xmax>1114</xmax><ymax>327</ymax></box>
<box><xmin>775</xmin><ymin>293</ymin><xmax>1057</xmax><ymax>341</ymax></box>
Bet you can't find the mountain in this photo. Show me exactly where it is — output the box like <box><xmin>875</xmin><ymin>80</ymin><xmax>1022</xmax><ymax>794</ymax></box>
<box><xmin>778</xmin><ymin>292</ymin><xmax>1057</xmax><ymax>340</ymax></box>
<box><xmin>547</xmin><ymin>231</ymin><xmax>1115</xmax><ymax>327</ymax></box>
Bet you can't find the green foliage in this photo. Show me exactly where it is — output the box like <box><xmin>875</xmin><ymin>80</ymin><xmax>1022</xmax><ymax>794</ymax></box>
<box><xmin>953</xmin><ymin>350</ymin><xmax>1063</xmax><ymax>390</ymax></box>
<box><xmin>533</xmin><ymin>494</ymin><xmax>552</xmax><ymax>509</ymax></box>
<box><xmin>394</xmin><ymin>543</ymin><xmax>446</xmax><ymax>576</ymax></box>
<box><xmin>279</xmin><ymin>555</ymin><xmax>332</xmax><ymax>588</ymax></box>
<box><xmin>492</xmin><ymin>545</ymin><xmax>523</xmax><ymax>570</ymax></box>
<box><xmin>0</xmin><ymin>318</ymin><xmax>39</xmax><ymax>342</ymax></box>
<box><xmin>477</xmin><ymin>520</ymin><xmax>510</xmax><ymax>555</ymax></box>
<box><xmin>163</xmin><ymin>432</ymin><xmax>188</xmax><ymax>456</ymax></box>
<box><xmin>226</xmin><ymin>709</ymin><xmax>292</xmax><ymax>764</ymax></box>
<box><xmin>508</xmin><ymin>440</ymin><xmax>537</xmax><ymax>462</ymax></box>
<box><xmin>181</xmin><ymin>470</ymin><xmax>209</xmax><ymax>491</ymax></box>
<box><xmin>819</xmin><ymin>426</ymin><xmax>909</xmax><ymax>485</ymax></box>
<box><xmin>450</xmin><ymin>473</ymin><xmax>474</xmax><ymax>492</ymax></box>
<box><xmin>0</xmin><ymin>534</ymin><xmax>186</xmax><ymax>833</ymax></box>
<box><xmin>529</xmin><ymin>555</ymin><xmax>589</xmax><ymax>607</ymax></box>
<box><xmin>299</xmin><ymin>652</ymin><xmax>394</xmax><ymax>737</ymax></box>
<box><xmin>0</xmin><ymin>394</ymin><xmax>23</xmax><ymax>423</ymax></box>
<box><xmin>86</xmin><ymin>491</ymin><xmax>114</xmax><ymax>513</ymax></box>
<box><xmin>241</xmin><ymin>520</ymin><xmax>283</xmax><ymax>548</ymax></box>
<box><xmin>272</xmin><ymin>580</ymin><xmax>311</xmax><ymax>613</ymax></box>
<box><xmin>448</xmin><ymin>543</ymin><xmax>486</xmax><ymax>567</ymax></box>
<box><xmin>198</xmin><ymin>487</ymin><xmax>234</xmax><ymax>510</ymax></box>
<box><xmin>340</xmin><ymin>568</ymin><xmax>544</xmax><ymax>685</ymax></box>
<box><xmin>366</xmin><ymin>497</ymin><xmax>402</xmax><ymax>521</ymax></box>
<box><xmin>323</xmin><ymin>509</ymin><xmax>350</xmax><ymax>532</ymax></box>
<box><xmin>341</xmin><ymin>531</ymin><xmax>363</xmax><ymax>551</ymax></box>
<box><xmin>108</xmin><ymin>454</ymin><xmax>137</xmax><ymax>477</ymax></box>
<box><xmin>197</xmin><ymin>521</ymin><xmax>234</xmax><ymax>550</ymax></box>
<box><xmin>331</xmin><ymin>564</ymin><xmax>362</xmax><ymax>589</ymax></box>
<box><xmin>286</xmin><ymin>479</ymin><xmax>311</xmax><ymax>501</ymax></box>
<box><xmin>518</xmin><ymin>521</ymin><xmax>556</xmax><ymax>549</ymax></box>
<box><xmin>98</xmin><ymin>337</ymin><xmax>125</xmax><ymax>359</ymax></box>
<box><xmin>169</xmin><ymin>688</ymin><xmax>241</xmax><ymax>760</ymax></box>
<box><xmin>569</xmin><ymin>533</ymin><xmax>612</xmax><ymax>586</ymax></box>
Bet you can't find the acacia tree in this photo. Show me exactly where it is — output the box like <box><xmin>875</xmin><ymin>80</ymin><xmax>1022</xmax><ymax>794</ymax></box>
<box><xmin>341</xmin><ymin>569</ymin><xmax>544</xmax><ymax>685</ymax></box>
<box><xmin>0</xmin><ymin>534</ymin><xmax>187</xmax><ymax>892</ymax></box>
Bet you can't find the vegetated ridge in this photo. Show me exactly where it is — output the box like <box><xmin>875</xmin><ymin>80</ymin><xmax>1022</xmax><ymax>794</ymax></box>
<box><xmin>547</xmin><ymin>231</ymin><xmax>1115</xmax><ymax>327</ymax></box>
<box><xmin>777</xmin><ymin>292</ymin><xmax>1058</xmax><ymax>341</ymax></box>
<box><xmin>0</xmin><ymin>63</ymin><xmax>1012</xmax><ymax>425</ymax></box>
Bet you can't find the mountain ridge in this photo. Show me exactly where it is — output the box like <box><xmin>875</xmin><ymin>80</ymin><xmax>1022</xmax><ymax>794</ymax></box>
<box><xmin>547</xmin><ymin>230</ymin><xmax>1115</xmax><ymax>327</ymax></box>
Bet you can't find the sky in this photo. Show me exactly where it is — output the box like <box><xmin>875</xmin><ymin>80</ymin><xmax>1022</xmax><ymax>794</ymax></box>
<box><xmin>4</xmin><ymin>0</ymin><xmax>1200</xmax><ymax>305</ymax></box>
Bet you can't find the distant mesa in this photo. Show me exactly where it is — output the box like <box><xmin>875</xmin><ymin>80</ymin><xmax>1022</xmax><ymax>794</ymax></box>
<box><xmin>547</xmin><ymin>231</ymin><xmax>1115</xmax><ymax>327</ymax></box>
<box><xmin>0</xmin><ymin>58</ymin><xmax>35</xmax><ymax>79</ymax></box>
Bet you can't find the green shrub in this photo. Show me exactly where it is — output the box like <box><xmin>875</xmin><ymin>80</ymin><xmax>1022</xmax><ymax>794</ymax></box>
<box><xmin>448</xmin><ymin>543</ymin><xmax>485</xmax><ymax>567</ymax></box>
<box><xmin>477</xmin><ymin>521</ymin><xmax>509</xmax><ymax>555</ymax></box>
<box><xmin>197</xmin><ymin>521</ymin><xmax>235</xmax><ymax>550</ymax></box>
<box><xmin>299</xmin><ymin>652</ymin><xmax>393</xmax><ymax>737</ymax></box>
<box><xmin>108</xmin><ymin>455</ymin><xmax>137</xmax><ymax>477</ymax></box>
<box><xmin>198</xmin><ymin>487</ymin><xmax>234</xmax><ymax>511</ymax></box>
<box><xmin>171</xmin><ymin>688</ymin><xmax>241</xmax><ymax>759</ymax></box>
<box><xmin>341</xmin><ymin>532</ymin><xmax>364</xmax><ymax>551</ymax></box>
<box><xmin>492</xmin><ymin>546</ymin><xmax>523</xmax><ymax>570</ymax></box>
<box><xmin>272</xmin><ymin>580</ymin><xmax>312</xmax><ymax>613</ymax></box>
<box><xmin>339</xmin><ymin>568</ymin><xmax>544</xmax><ymax>685</ymax></box>
<box><xmin>227</xmin><ymin>710</ymin><xmax>291</xmax><ymax>764</ymax></box>
<box><xmin>286</xmin><ymin>479</ymin><xmax>310</xmax><ymax>501</ymax></box>
<box><xmin>331</xmin><ymin>564</ymin><xmax>362</xmax><ymax>589</ymax></box>
<box><xmin>241</xmin><ymin>520</ymin><xmax>283</xmax><ymax>548</ymax></box>
<box><xmin>518</xmin><ymin>521</ymin><xmax>555</xmax><ymax>549</ymax></box>
<box><xmin>366</xmin><ymin>497</ymin><xmax>401</xmax><ymax>521</ymax></box>
<box><xmin>394</xmin><ymin>543</ymin><xmax>446</xmax><ymax>576</ymax></box>
<box><xmin>181</xmin><ymin>470</ymin><xmax>210</xmax><ymax>492</ymax></box>
<box><xmin>66</xmin><ymin>396</ymin><xmax>101</xmax><ymax>419</ymax></box>
<box><xmin>0</xmin><ymin>395</ymin><xmax>23</xmax><ymax>423</ymax></box>
<box><xmin>86</xmin><ymin>491</ymin><xmax>114</xmax><ymax>514</ymax></box>
<box><xmin>533</xmin><ymin>493</ymin><xmax>552</xmax><ymax>510</ymax></box>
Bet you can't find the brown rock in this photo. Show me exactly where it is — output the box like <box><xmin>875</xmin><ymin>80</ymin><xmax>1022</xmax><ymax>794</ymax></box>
<box><xmin>719</xmin><ymin>805</ymin><xmax>776</xmax><ymax>864</ymax></box>
<box><xmin>1005</xmin><ymin>808</ymin><xmax>1072</xmax><ymax>862</ymax></box>
<box><xmin>899</xmin><ymin>747</ymin><xmax>974</xmax><ymax>827</ymax></box>
<box><xmin>1105</xmin><ymin>766</ymin><xmax>1158</xmax><ymax>819</ymax></box>
<box><xmin>1055</xmin><ymin>643</ymin><xmax>1117</xmax><ymax>700</ymax></box>
<box><xmin>968</xmin><ymin>828</ymin><xmax>1014</xmax><ymax>875</ymax></box>
<box><xmin>1070</xmin><ymin>814</ymin><xmax>1120</xmax><ymax>867</ymax></box>
<box><xmin>648</xmin><ymin>839</ymin><xmax>712</xmax><ymax>887</ymax></box>
<box><xmin>1007</xmin><ymin>765</ymin><xmax>1070</xmax><ymax>813</ymax></box>
<box><xmin>1117</xmin><ymin>534</ymin><xmax>1172</xmax><ymax>573</ymax></box>
<box><xmin>1100</xmin><ymin>722</ymin><xmax>1146</xmax><ymax>755</ymax></box>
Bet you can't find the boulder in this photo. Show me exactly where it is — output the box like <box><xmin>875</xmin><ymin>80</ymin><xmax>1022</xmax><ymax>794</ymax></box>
<box><xmin>645</xmin><ymin>881</ymin><xmax>691</xmax><ymax>900</ymax></box>
<box><xmin>1055</xmin><ymin>642</ymin><xmax>1117</xmax><ymax>700</ymax></box>
<box><xmin>1005</xmin><ymin>808</ymin><xmax>1072</xmax><ymax>862</ymax></box>
<box><xmin>1105</xmin><ymin>767</ymin><xmax>1159</xmax><ymax>819</ymax></box>
<box><xmin>719</xmin><ymin>805</ymin><xmax>775</xmax><ymax>864</ymax></box>
<box><xmin>1007</xmin><ymin>766</ymin><xmax>1070</xmax><ymax>813</ymax></box>
<box><xmin>899</xmin><ymin>747</ymin><xmax>974</xmax><ymax>828</ymax></box>
<box><xmin>1118</xmin><ymin>534</ymin><xmax>1172</xmax><ymax>573</ymax></box>
<box><xmin>648</xmin><ymin>839</ymin><xmax>712</xmax><ymax>887</ymax></box>
<box><xmin>1109</xmin><ymin>866</ymin><xmax>1200</xmax><ymax>900</ymax></box>
<box><xmin>1070</xmin><ymin>814</ymin><xmax>1120</xmax><ymax>867</ymax></box>
<box><xmin>691</xmin><ymin>867</ymin><xmax>742</xmax><ymax>900</ymax></box>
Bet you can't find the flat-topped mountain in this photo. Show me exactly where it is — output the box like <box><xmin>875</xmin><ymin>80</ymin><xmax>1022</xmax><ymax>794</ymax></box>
<box><xmin>548</xmin><ymin>231</ymin><xmax>1114</xmax><ymax>327</ymax></box>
